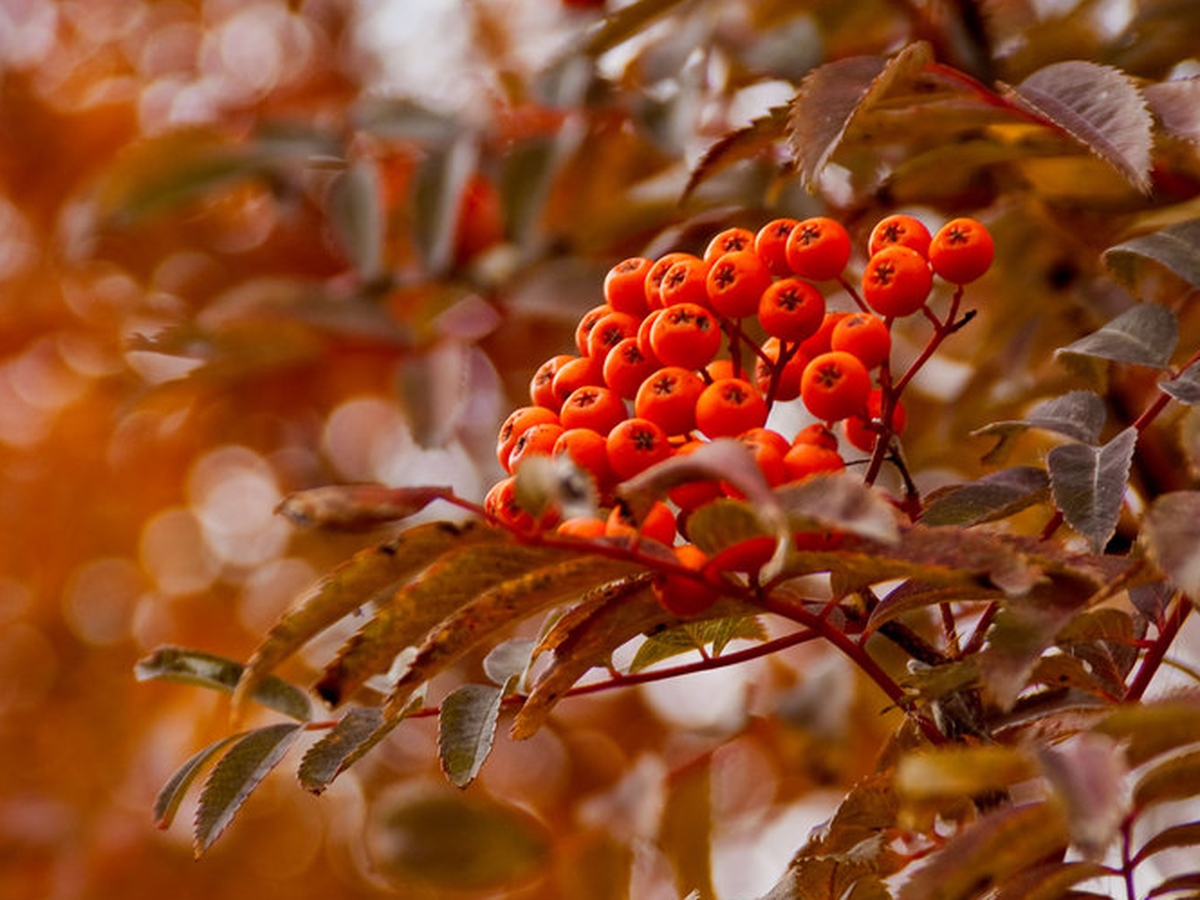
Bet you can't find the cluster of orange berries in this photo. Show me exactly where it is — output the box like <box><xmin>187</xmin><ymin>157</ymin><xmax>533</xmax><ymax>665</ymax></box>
<box><xmin>484</xmin><ymin>214</ymin><xmax>993</xmax><ymax>614</ymax></box>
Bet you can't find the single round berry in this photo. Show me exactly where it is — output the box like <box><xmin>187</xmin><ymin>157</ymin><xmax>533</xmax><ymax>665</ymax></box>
<box><xmin>792</xmin><ymin>422</ymin><xmax>839</xmax><ymax>451</ymax></box>
<box><xmin>740</xmin><ymin>426</ymin><xmax>791</xmax><ymax>457</ymax></box>
<box><xmin>644</xmin><ymin>252</ymin><xmax>696</xmax><ymax>310</ymax></box>
<box><xmin>783</xmin><ymin>442</ymin><xmax>846</xmax><ymax>482</ymax></box>
<box><xmin>485</xmin><ymin>476</ymin><xmax>557</xmax><ymax>532</ymax></box>
<box><xmin>551</xmin><ymin>355</ymin><xmax>605</xmax><ymax>405</ymax></box>
<box><xmin>725</xmin><ymin>430</ymin><xmax>787</xmax><ymax>491</ymax></box>
<box><xmin>635</xmin><ymin>366</ymin><xmax>705</xmax><ymax>436</ymax></box>
<box><xmin>868</xmin><ymin>214</ymin><xmax>932</xmax><ymax>258</ymax></box>
<box><xmin>606</xmin><ymin>500</ymin><xmax>677</xmax><ymax>546</ymax></box>
<box><xmin>861</xmin><ymin>245</ymin><xmax>932</xmax><ymax>318</ymax></box>
<box><xmin>653</xmin><ymin>544</ymin><xmax>719</xmax><ymax>616</ymax></box>
<box><xmin>507</xmin><ymin>421</ymin><xmax>565</xmax><ymax>472</ymax></box>
<box><xmin>586</xmin><ymin>310</ymin><xmax>641</xmax><ymax>362</ymax></box>
<box><xmin>606</xmin><ymin>417</ymin><xmax>671</xmax><ymax>479</ymax></box>
<box><xmin>758</xmin><ymin>277</ymin><xmax>826</xmax><ymax>342</ymax></box>
<box><xmin>560</xmin><ymin>385</ymin><xmax>628</xmax><ymax>434</ymax></box>
<box><xmin>830</xmin><ymin>312</ymin><xmax>891</xmax><ymax>370</ymax></box>
<box><xmin>497</xmin><ymin>406</ymin><xmax>559</xmax><ymax>469</ymax></box>
<box><xmin>784</xmin><ymin>216</ymin><xmax>852</xmax><ymax>281</ymax></box>
<box><xmin>554</xmin><ymin>427</ymin><xmax>614</xmax><ymax>491</ymax></box>
<box><xmin>603</xmin><ymin>337</ymin><xmax>659</xmax><ymax>399</ymax></box>
<box><xmin>754</xmin><ymin>217</ymin><xmax>799</xmax><ymax>276</ymax></box>
<box><xmin>704</xmin><ymin>226</ymin><xmax>756</xmax><ymax>262</ymax></box>
<box><xmin>575</xmin><ymin>304</ymin><xmax>611</xmax><ymax>355</ymax></box>
<box><xmin>530</xmin><ymin>354</ymin><xmax>574</xmax><ymax>411</ymax></box>
<box><xmin>695</xmin><ymin>377</ymin><xmax>768</xmax><ymax>439</ymax></box>
<box><xmin>705</xmin><ymin>250</ymin><xmax>773</xmax><ymax>319</ymax></box>
<box><xmin>659</xmin><ymin>256</ymin><xmax>712</xmax><ymax>308</ymax></box>
<box><xmin>604</xmin><ymin>257</ymin><xmax>653</xmax><ymax>316</ymax></box>
<box><xmin>649</xmin><ymin>302</ymin><xmax>722</xmax><ymax>370</ymax></box>
<box><xmin>800</xmin><ymin>351</ymin><xmax>871</xmax><ymax>422</ymax></box>
<box><xmin>929</xmin><ymin>217</ymin><xmax>994</xmax><ymax>284</ymax></box>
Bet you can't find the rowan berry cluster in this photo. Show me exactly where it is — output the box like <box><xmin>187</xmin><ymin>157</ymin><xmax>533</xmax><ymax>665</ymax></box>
<box><xmin>485</xmin><ymin>214</ymin><xmax>993</xmax><ymax>615</ymax></box>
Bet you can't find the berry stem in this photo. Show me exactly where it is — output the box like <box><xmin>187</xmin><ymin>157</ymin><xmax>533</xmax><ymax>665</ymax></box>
<box><xmin>1124</xmin><ymin>592</ymin><xmax>1191</xmax><ymax>703</ymax></box>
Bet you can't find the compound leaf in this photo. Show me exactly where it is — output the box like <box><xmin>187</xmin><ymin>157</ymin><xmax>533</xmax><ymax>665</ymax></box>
<box><xmin>628</xmin><ymin>615</ymin><xmax>766</xmax><ymax>673</ymax></box>
<box><xmin>1048</xmin><ymin>427</ymin><xmax>1138</xmax><ymax>553</ymax></box>
<box><xmin>1008</xmin><ymin>61</ymin><xmax>1153</xmax><ymax>193</ymax></box>
<box><xmin>1056</xmin><ymin>304</ymin><xmax>1178</xmax><ymax>369</ymax></box>
<box><xmin>298</xmin><ymin>705</ymin><xmax>388</xmax><ymax>794</ymax></box>
<box><xmin>194</xmin><ymin>723</ymin><xmax>303</xmax><ymax>855</ymax></box>
<box><xmin>136</xmin><ymin>647</ymin><xmax>310</xmax><ymax>723</ymax></box>
<box><xmin>1142</xmin><ymin>491</ymin><xmax>1200</xmax><ymax>602</ymax></box>
<box><xmin>1103</xmin><ymin>218</ymin><xmax>1200</xmax><ymax>290</ymax></box>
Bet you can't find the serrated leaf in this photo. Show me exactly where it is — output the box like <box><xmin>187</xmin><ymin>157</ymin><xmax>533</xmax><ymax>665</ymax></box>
<box><xmin>920</xmin><ymin>466</ymin><xmax>1051</xmax><ymax>527</ymax></box>
<box><xmin>316</xmin><ymin>539</ymin><xmax>562</xmax><ymax>707</ymax></box>
<box><xmin>370</xmin><ymin>790</ymin><xmax>550</xmax><ymax>890</ymax></box>
<box><xmin>297</xmin><ymin>706</ymin><xmax>387</xmax><ymax>794</ymax></box>
<box><xmin>136</xmin><ymin>647</ymin><xmax>310</xmax><ymax>722</ymax></box>
<box><xmin>382</xmin><ymin>554</ymin><xmax>645</xmax><ymax>719</ymax></box>
<box><xmin>1048</xmin><ymin>427</ymin><xmax>1138</xmax><ymax>553</ymax></box>
<box><xmin>1030</xmin><ymin>653</ymin><xmax>1115</xmax><ymax>698</ymax></box>
<box><xmin>274</xmin><ymin>484</ymin><xmax>450</xmax><ymax>531</ymax></box>
<box><xmin>896</xmin><ymin>745</ymin><xmax>1037</xmax><ymax>801</ymax></box>
<box><xmin>896</xmin><ymin>802</ymin><xmax>1070</xmax><ymax>900</ymax></box>
<box><xmin>1095</xmin><ymin>698</ymin><xmax>1200</xmax><ymax>767</ymax></box>
<box><xmin>867</xmin><ymin>581</ymin><xmax>1002</xmax><ymax>636</ymax></box>
<box><xmin>194</xmin><ymin>723</ymin><xmax>303</xmax><ymax>855</ymax></box>
<box><xmin>153</xmin><ymin>735</ymin><xmax>241</xmax><ymax>829</ymax></box>
<box><xmin>235</xmin><ymin>520</ymin><xmax>494</xmax><ymax>717</ymax></box>
<box><xmin>1134</xmin><ymin>822</ymin><xmax>1200</xmax><ymax>867</ymax></box>
<box><xmin>1135</xmin><ymin>748</ymin><xmax>1200</xmax><ymax>811</ymax></box>
<box><xmin>1145</xmin><ymin>76</ymin><xmax>1200</xmax><ymax>144</ymax></box>
<box><xmin>1142</xmin><ymin>491</ymin><xmax>1200</xmax><ymax>601</ymax></box>
<box><xmin>787</xmin><ymin>42</ymin><xmax>933</xmax><ymax>190</ymax></box>
<box><xmin>1161</xmin><ymin>360</ymin><xmax>1200</xmax><ymax>404</ymax></box>
<box><xmin>684</xmin><ymin>104</ymin><xmax>790</xmax><ymax>200</ymax></box>
<box><xmin>328</xmin><ymin>159</ymin><xmax>384</xmax><ymax>281</ymax></box>
<box><xmin>1056</xmin><ymin>305</ymin><xmax>1178</xmax><ymax>369</ymax></box>
<box><xmin>1008</xmin><ymin>61</ymin><xmax>1153</xmax><ymax>193</ymax></box>
<box><xmin>1104</xmin><ymin>219</ymin><xmax>1200</xmax><ymax>290</ymax></box>
<box><xmin>439</xmin><ymin>681</ymin><xmax>513</xmax><ymax>788</ymax></box>
<box><xmin>628</xmin><ymin>615</ymin><xmax>766</xmax><ymax>673</ymax></box>
<box><xmin>973</xmin><ymin>391</ymin><xmax>1107</xmax><ymax>464</ymax></box>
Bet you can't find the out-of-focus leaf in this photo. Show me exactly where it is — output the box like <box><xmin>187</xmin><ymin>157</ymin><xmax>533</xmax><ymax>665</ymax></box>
<box><xmin>628</xmin><ymin>615</ymin><xmax>765</xmax><ymax>673</ymax></box>
<box><xmin>684</xmin><ymin>104</ymin><xmax>790</xmax><ymax>200</ymax></box>
<box><xmin>1145</xmin><ymin>77</ymin><xmax>1200</xmax><ymax>145</ymax></box>
<box><xmin>973</xmin><ymin>390</ymin><xmax>1107</xmax><ymax>465</ymax></box>
<box><xmin>483</xmin><ymin>638</ymin><xmax>537</xmax><ymax>688</ymax></box>
<box><xmin>369</xmin><ymin>789</ymin><xmax>551</xmax><ymax>891</ymax></box>
<box><xmin>136</xmin><ymin>647</ymin><xmax>310</xmax><ymax>723</ymax></box>
<box><xmin>920</xmin><ymin>466</ymin><xmax>1051</xmax><ymax>526</ymax></box>
<box><xmin>895</xmin><ymin>745</ymin><xmax>1036</xmax><ymax>801</ymax></box>
<box><xmin>236</xmin><ymin>520</ymin><xmax>495</xmax><ymax>717</ymax></box>
<box><xmin>1048</xmin><ymin>427</ymin><xmax>1138</xmax><ymax>553</ymax></box>
<box><xmin>685</xmin><ymin>498</ymin><xmax>772</xmax><ymax>556</ymax></box>
<box><xmin>514</xmin><ymin>454</ymin><xmax>598</xmax><ymax>522</ymax></box>
<box><xmin>775</xmin><ymin>474</ymin><xmax>901</xmax><ymax>544</ymax></box>
<box><xmin>1134</xmin><ymin>748</ymin><xmax>1200</xmax><ymax>811</ymax></box>
<box><xmin>787</xmin><ymin>42</ymin><xmax>933</xmax><ymax>190</ymax></box>
<box><xmin>661</xmin><ymin>754</ymin><xmax>714</xmax><ymax>900</ymax></box>
<box><xmin>1030</xmin><ymin>653</ymin><xmax>1116</xmax><ymax>699</ymax></box>
<box><xmin>1056</xmin><ymin>607</ymin><xmax>1139</xmax><ymax>696</ymax></box>
<box><xmin>316</xmin><ymin>540</ymin><xmax>565</xmax><ymax>707</ymax></box>
<box><xmin>328</xmin><ymin>159</ymin><xmax>384</xmax><ymax>281</ymax></box>
<box><xmin>1104</xmin><ymin>219</ymin><xmax>1200</xmax><ymax>290</ymax></box>
<box><xmin>1146</xmin><ymin>872</ymin><xmax>1200</xmax><ymax>898</ymax></box>
<box><xmin>1008</xmin><ymin>61</ymin><xmax>1153</xmax><ymax>193</ymax></box>
<box><xmin>439</xmin><ymin>680</ymin><xmax>515</xmax><ymax>788</ymax></box>
<box><xmin>1095</xmin><ymin>698</ymin><xmax>1200</xmax><ymax>767</ymax></box>
<box><xmin>896</xmin><ymin>802</ymin><xmax>1070</xmax><ymax>900</ymax></box>
<box><xmin>153</xmin><ymin>735</ymin><xmax>241</xmax><ymax>830</ymax></box>
<box><xmin>1056</xmin><ymin>304</ymin><xmax>1178</xmax><ymax>369</ymax></box>
<box><xmin>991</xmin><ymin>861</ymin><xmax>1110</xmax><ymax>900</ymax></box>
<box><xmin>194</xmin><ymin>723</ymin><xmax>303</xmax><ymax>855</ymax></box>
<box><xmin>397</xmin><ymin>340</ymin><xmax>474</xmax><ymax>448</ymax></box>
<box><xmin>866</xmin><ymin>581</ymin><xmax>1002</xmax><ymax>635</ymax></box>
<box><xmin>274</xmin><ymin>484</ymin><xmax>450</xmax><ymax>531</ymax></box>
<box><xmin>1142</xmin><ymin>491</ymin><xmax>1200</xmax><ymax>602</ymax></box>
<box><xmin>1134</xmin><ymin>821</ymin><xmax>1200</xmax><ymax>866</ymax></box>
<box><xmin>1161</xmin><ymin>360</ymin><xmax>1200</xmax><ymax>404</ymax></box>
<box><xmin>582</xmin><ymin>0</ymin><xmax>692</xmax><ymax>56</ymax></box>
<box><xmin>1037</xmin><ymin>733</ymin><xmax>1127</xmax><ymax>859</ymax></box>
<box><xmin>413</xmin><ymin>136</ymin><xmax>478</xmax><ymax>274</ymax></box>
<box><xmin>382</xmin><ymin>555</ymin><xmax>645</xmax><ymax>718</ymax></box>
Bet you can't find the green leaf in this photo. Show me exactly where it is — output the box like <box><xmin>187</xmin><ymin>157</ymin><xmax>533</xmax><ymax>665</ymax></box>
<box><xmin>194</xmin><ymin>723</ymin><xmax>303</xmax><ymax>855</ymax></box>
<box><xmin>1008</xmin><ymin>61</ymin><xmax>1153</xmax><ymax>193</ymax></box>
<box><xmin>328</xmin><ymin>159</ymin><xmax>384</xmax><ymax>281</ymax></box>
<box><xmin>1048</xmin><ymin>427</ymin><xmax>1138</xmax><ymax>553</ymax></box>
<box><xmin>236</xmin><ymin>520</ymin><xmax>495</xmax><ymax>716</ymax></box>
<box><xmin>1095</xmin><ymin>699</ymin><xmax>1200</xmax><ymax>767</ymax></box>
<box><xmin>153</xmin><ymin>735</ymin><xmax>241</xmax><ymax>829</ymax></box>
<box><xmin>1135</xmin><ymin>821</ymin><xmax>1200</xmax><ymax>867</ymax></box>
<box><xmin>136</xmin><ymin>647</ymin><xmax>310</xmax><ymax>722</ymax></box>
<box><xmin>787</xmin><ymin>42</ymin><xmax>933</xmax><ymax>190</ymax></box>
<box><xmin>972</xmin><ymin>391</ymin><xmax>1107</xmax><ymax>464</ymax></box>
<box><xmin>1103</xmin><ymin>218</ymin><xmax>1200</xmax><ymax>290</ymax></box>
<box><xmin>439</xmin><ymin>680</ymin><xmax>514</xmax><ymax>788</ymax></box>
<box><xmin>297</xmin><ymin>706</ymin><xmax>384</xmax><ymax>794</ymax></box>
<box><xmin>1056</xmin><ymin>304</ymin><xmax>1179</xmax><ymax>369</ymax></box>
<box><xmin>1161</xmin><ymin>360</ymin><xmax>1200</xmax><ymax>404</ymax></box>
<box><xmin>1134</xmin><ymin>748</ymin><xmax>1200</xmax><ymax>811</ymax></box>
<box><xmin>1142</xmin><ymin>491</ymin><xmax>1200</xmax><ymax>600</ymax></box>
<box><xmin>274</xmin><ymin>484</ymin><xmax>450</xmax><ymax>531</ymax></box>
<box><xmin>920</xmin><ymin>466</ymin><xmax>1051</xmax><ymax>527</ymax></box>
<box><xmin>316</xmin><ymin>538</ymin><xmax>561</xmax><ymax>707</ymax></box>
<box><xmin>628</xmin><ymin>615</ymin><xmax>766</xmax><ymax>673</ymax></box>
<box><xmin>896</xmin><ymin>802</ymin><xmax>1070</xmax><ymax>900</ymax></box>
<box><xmin>369</xmin><ymin>790</ymin><xmax>550</xmax><ymax>891</ymax></box>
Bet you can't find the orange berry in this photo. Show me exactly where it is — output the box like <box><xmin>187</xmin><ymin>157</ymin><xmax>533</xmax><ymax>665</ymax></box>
<box><xmin>606</xmin><ymin>417</ymin><xmax>671</xmax><ymax>479</ymax></box>
<box><xmin>604</xmin><ymin>257</ymin><xmax>653</xmax><ymax>316</ymax></box>
<box><xmin>695</xmin><ymin>377</ymin><xmax>768</xmax><ymax>439</ymax></box>
<box><xmin>497</xmin><ymin>406</ymin><xmax>559</xmax><ymax>469</ymax></box>
<box><xmin>704</xmin><ymin>226</ymin><xmax>757</xmax><ymax>261</ymax></box>
<box><xmin>649</xmin><ymin>302</ymin><xmax>722</xmax><ymax>370</ymax></box>
<box><xmin>575</xmin><ymin>304</ymin><xmax>612</xmax><ymax>355</ymax></box>
<box><xmin>705</xmin><ymin>250</ymin><xmax>773</xmax><ymax>319</ymax></box>
<box><xmin>758</xmin><ymin>277</ymin><xmax>826</xmax><ymax>343</ymax></box>
<box><xmin>554</xmin><ymin>427</ymin><xmax>614</xmax><ymax>491</ymax></box>
<box><xmin>754</xmin><ymin>217</ymin><xmax>800</xmax><ymax>276</ymax></box>
<box><xmin>800</xmin><ymin>351</ymin><xmax>871</xmax><ymax>422</ymax></box>
<box><xmin>868</xmin><ymin>213</ymin><xmax>932</xmax><ymax>258</ymax></box>
<box><xmin>645</xmin><ymin>252</ymin><xmax>697</xmax><ymax>310</ymax></box>
<box><xmin>603</xmin><ymin>337</ymin><xmax>659</xmax><ymax>400</ymax></box>
<box><xmin>862</xmin><ymin>245</ymin><xmax>932</xmax><ymax>318</ymax></box>
<box><xmin>666</xmin><ymin>439</ymin><xmax>725</xmax><ymax>512</ymax></box>
<box><xmin>830</xmin><ymin>313</ymin><xmax>891</xmax><ymax>369</ymax></box>
<box><xmin>606</xmin><ymin>500</ymin><xmax>677</xmax><ymax>546</ymax></box>
<box><xmin>783</xmin><ymin>442</ymin><xmax>846</xmax><ymax>482</ymax></box>
<box><xmin>635</xmin><ymin>366</ymin><xmax>705</xmax><ymax>436</ymax></box>
<box><xmin>551</xmin><ymin>355</ymin><xmax>605</xmax><ymax>405</ymax></box>
<box><xmin>556</xmin><ymin>516</ymin><xmax>608</xmax><ymax>538</ymax></box>
<box><xmin>560</xmin><ymin>385</ymin><xmax>628</xmax><ymax>434</ymax></box>
<box><xmin>785</xmin><ymin>216</ymin><xmax>851</xmax><ymax>281</ymax></box>
<box><xmin>530</xmin><ymin>354</ymin><xmax>574</xmax><ymax>411</ymax></box>
<box><xmin>507</xmin><ymin>421</ymin><xmax>565</xmax><ymax>472</ymax></box>
<box><xmin>586</xmin><ymin>310</ymin><xmax>641</xmax><ymax>362</ymax></box>
<box><xmin>659</xmin><ymin>256</ymin><xmax>712</xmax><ymax>308</ymax></box>
<box><xmin>754</xmin><ymin>337</ymin><xmax>807</xmax><ymax>402</ymax></box>
<box><xmin>653</xmin><ymin>544</ymin><xmax>720</xmax><ymax>616</ymax></box>
<box><xmin>929</xmin><ymin>217</ymin><xmax>994</xmax><ymax>284</ymax></box>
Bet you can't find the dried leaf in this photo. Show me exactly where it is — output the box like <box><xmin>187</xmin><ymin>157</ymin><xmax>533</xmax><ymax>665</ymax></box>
<box><xmin>787</xmin><ymin>43</ymin><xmax>933</xmax><ymax>190</ymax></box>
<box><xmin>920</xmin><ymin>466</ymin><xmax>1051</xmax><ymax>527</ymax></box>
<box><xmin>991</xmin><ymin>861</ymin><xmax>1110</xmax><ymax>900</ymax></box>
<box><xmin>194</xmin><ymin>723</ymin><xmax>303</xmax><ymax>855</ymax></box>
<box><xmin>1095</xmin><ymin>697</ymin><xmax>1200</xmax><ymax>767</ymax></box>
<box><xmin>1142</xmin><ymin>491</ymin><xmax>1200</xmax><ymax>601</ymax></box>
<box><xmin>1056</xmin><ymin>305</ymin><xmax>1178</xmax><ymax>369</ymax></box>
<box><xmin>774</xmin><ymin>474</ymin><xmax>901</xmax><ymax>545</ymax></box>
<box><xmin>1008</xmin><ymin>61</ymin><xmax>1153</xmax><ymax>193</ymax></box>
<box><xmin>236</xmin><ymin>520</ymin><xmax>494</xmax><ymax>717</ymax></box>
<box><xmin>582</xmin><ymin>0</ymin><xmax>691</xmax><ymax>56</ymax></box>
<box><xmin>1146</xmin><ymin>872</ymin><xmax>1200</xmax><ymax>898</ymax></box>
<box><xmin>439</xmin><ymin>680</ymin><xmax>514</xmax><ymax>788</ymax></box>
<box><xmin>1103</xmin><ymin>219</ymin><xmax>1200</xmax><ymax>290</ymax></box>
<box><xmin>1135</xmin><ymin>748</ymin><xmax>1200</xmax><ymax>811</ymax></box>
<box><xmin>684</xmin><ymin>104</ymin><xmax>790</xmax><ymax>200</ymax></box>
<box><xmin>1134</xmin><ymin>821</ymin><xmax>1200</xmax><ymax>867</ymax></box>
<box><xmin>136</xmin><ymin>647</ymin><xmax>310</xmax><ymax>723</ymax></box>
<box><xmin>1048</xmin><ymin>428</ymin><xmax>1138</xmax><ymax>553</ymax></box>
<box><xmin>153</xmin><ymin>735</ymin><xmax>241</xmax><ymax>829</ymax></box>
<box><xmin>661</xmin><ymin>753</ymin><xmax>714</xmax><ymax>900</ymax></box>
<box><xmin>895</xmin><ymin>745</ymin><xmax>1037</xmax><ymax>801</ymax></box>
<box><xmin>274</xmin><ymin>484</ymin><xmax>450</xmax><ymax>531</ymax></box>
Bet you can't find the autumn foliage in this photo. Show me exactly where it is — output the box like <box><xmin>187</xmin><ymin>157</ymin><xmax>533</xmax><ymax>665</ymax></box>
<box><xmin>9</xmin><ymin>1</ymin><xmax>1200</xmax><ymax>899</ymax></box>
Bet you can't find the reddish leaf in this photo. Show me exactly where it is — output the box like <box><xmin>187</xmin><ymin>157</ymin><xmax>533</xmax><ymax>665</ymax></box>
<box><xmin>1037</xmin><ymin>733</ymin><xmax>1127</xmax><ymax>859</ymax></box>
<box><xmin>1134</xmin><ymin>748</ymin><xmax>1200</xmax><ymax>811</ymax></box>
<box><xmin>684</xmin><ymin>104</ymin><xmax>790</xmax><ymax>200</ymax></box>
<box><xmin>1141</xmin><ymin>491</ymin><xmax>1200</xmax><ymax>601</ymax></box>
<box><xmin>1008</xmin><ymin>61</ymin><xmax>1153</xmax><ymax>193</ymax></box>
